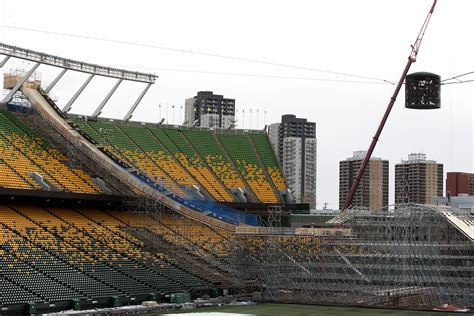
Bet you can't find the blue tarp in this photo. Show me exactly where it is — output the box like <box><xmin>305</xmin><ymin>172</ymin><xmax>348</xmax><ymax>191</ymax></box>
<box><xmin>129</xmin><ymin>169</ymin><xmax>259</xmax><ymax>226</ymax></box>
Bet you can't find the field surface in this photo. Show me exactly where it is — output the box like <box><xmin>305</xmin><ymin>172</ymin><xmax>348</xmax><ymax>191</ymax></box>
<box><xmin>158</xmin><ymin>303</ymin><xmax>465</xmax><ymax>316</ymax></box>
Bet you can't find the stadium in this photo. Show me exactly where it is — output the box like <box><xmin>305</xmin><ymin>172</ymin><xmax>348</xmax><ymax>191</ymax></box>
<box><xmin>0</xmin><ymin>39</ymin><xmax>472</xmax><ymax>315</ymax></box>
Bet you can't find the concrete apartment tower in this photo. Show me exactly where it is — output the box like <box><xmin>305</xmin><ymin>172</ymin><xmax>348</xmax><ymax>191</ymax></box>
<box><xmin>184</xmin><ymin>91</ymin><xmax>235</xmax><ymax>129</ymax></box>
<box><xmin>395</xmin><ymin>153</ymin><xmax>443</xmax><ymax>204</ymax></box>
<box><xmin>446</xmin><ymin>172</ymin><xmax>474</xmax><ymax>196</ymax></box>
<box><xmin>339</xmin><ymin>151</ymin><xmax>389</xmax><ymax>210</ymax></box>
<box><xmin>268</xmin><ymin>114</ymin><xmax>317</xmax><ymax>208</ymax></box>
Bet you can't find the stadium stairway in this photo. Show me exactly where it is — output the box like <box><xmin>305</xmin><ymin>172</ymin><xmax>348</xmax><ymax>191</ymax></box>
<box><xmin>116</xmin><ymin>124</ymin><xmax>202</xmax><ymax>197</ymax></box>
<box><xmin>111</xmin><ymin>211</ymin><xmax>238</xmax><ymax>281</ymax></box>
<box><xmin>18</xmin><ymin>113</ymin><xmax>128</xmax><ymax>195</ymax></box>
<box><xmin>75</xmin><ymin>120</ymin><xmax>193</xmax><ymax>198</ymax></box>
<box><xmin>50</xmin><ymin>206</ymin><xmax>209</xmax><ymax>291</ymax></box>
<box><xmin>0</xmin><ymin>109</ymin><xmax>102</xmax><ymax>194</ymax></box>
<box><xmin>0</xmin><ymin>206</ymin><xmax>125</xmax><ymax>301</ymax></box>
<box><xmin>70</xmin><ymin>120</ymin><xmax>258</xmax><ymax>226</ymax></box>
<box><xmin>117</xmin><ymin>124</ymin><xmax>212</xmax><ymax>199</ymax></box>
<box><xmin>171</xmin><ymin>129</ymin><xmax>235</xmax><ymax>201</ymax></box>
<box><xmin>248</xmin><ymin>133</ymin><xmax>288</xmax><ymax>192</ymax></box>
<box><xmin>247</xmin><ymin>134</ymin><xmax>284</xmax><ymax>202</ymax></box>
<box><xmin>11</xmin><ymin>205</ymin><xmax>156</xmax><ymax>296</ymax></box>
<box><xmin>110</xmin><ymin>211</ymin><xmax>236</xmax><ymax>286</ymax></box>
<box><xmin>128</xmin><ymin>227</ymin><xmax>234</xmax><ymax>288</ymax></box>
<box><xmin>216</xmin><ymin>133</ymin><xmax>280</xmax><ymax>203</ymax></box>
<box><xmin>182</xmin><ymin>129</ymin><xmax>258</xmax><ymax>203</ymax></box>
<box><xmin>60</xmin><ymin>208</ymin><xmax>210</xmax><ymax>289</ymax></box>
<box><xmin>0</xmin><ymin>150</ymin><xmax>37</xmax><ymax>190</ymax></box>
<box><xmin>19</xmin><ymin>85</ymin><xmax>259</xmax><ymax>229</ymax></box>
<box><xmin>156</xmin><ymin>128</ymin><xmax>234</xmax><ymax>202</ymax></box>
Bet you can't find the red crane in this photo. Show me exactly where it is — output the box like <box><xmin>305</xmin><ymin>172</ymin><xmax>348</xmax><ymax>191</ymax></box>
<box><xmin>342</xmin><ymin>0</ymin><xmax>438</xmax><ymax>211</ymax></box>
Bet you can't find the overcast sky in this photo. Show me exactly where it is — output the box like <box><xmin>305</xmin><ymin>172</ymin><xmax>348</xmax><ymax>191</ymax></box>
<box><xmin>0</xmin><ymin>0</ymin><xmax>473</xmax><ymax>209</ymax></box>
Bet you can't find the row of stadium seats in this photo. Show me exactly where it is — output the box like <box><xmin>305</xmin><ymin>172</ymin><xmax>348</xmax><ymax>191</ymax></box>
<box><xmin>0</xmin><ymin>204</ymin><xmax>214</xmax><ymax>306</ymax></box>
<box><xmin>160</xmin><ymin>129</ymin><xmax>233</xmax><ymax>202</ymax></box>
<box><xmin>182</xmin><ymin>129</ymin><xmax>246</xmax><ymax>193</ymax></box>
<box><xmin>49</xmin><ymin>207</ymin><xmax>208</xmax><ymax>291</ymax></box>
<box><xmin>122</xmin><ymin>125</ymin><xmax>197</xmax><ymax>195</ymax></box>
<box><xmin>115</xmin><ymin>212</ymin><xmax>210</xmax><ymax>259</ymax></box>
<box><xmin>0</xmin><ymin>110</ymin><xmax>101</xmax><ymax>194</ymax></box>
<box><xmin>157</xmin><ymin>214</ymin><xmax>231</xmax><ymax>257</ymax></box>
<box><xmin>0</xmin><ymin>206</ymin><xmax>121</xmax><ymax>301</ymax></box>
<box><xmin>217</xmin><ymin>133</ymin><xmax>280</xmax><ymax>203</ymax></box>
<box><xmin>249</xmin><ymin>134</ymin><xmax>287</xmax><ymax>191</ymax></box>
<box><xmin>73</xmin><ymin>119</ymin><xmax>286</xmax><ymax>204</ymax></box>
<box><xmin>237</xmin><ymin>235</ymin><xmax>321</xmax><ymax>257</ymax></box>
<box><xmin>114</xmin><ymin>212</ymin><xmax>231</xmax><ymax>258</ymax></box>
<box><xmin>75</xmin><ymin>121</ymin><xmax>189</xmax><ymax>197</ymax></box>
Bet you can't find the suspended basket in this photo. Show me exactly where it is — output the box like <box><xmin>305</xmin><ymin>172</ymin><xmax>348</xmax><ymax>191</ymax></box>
<box><xmin>405</xmin><ymin>72</ymin><xmax>441</xmax><ymax>109</ymax></box>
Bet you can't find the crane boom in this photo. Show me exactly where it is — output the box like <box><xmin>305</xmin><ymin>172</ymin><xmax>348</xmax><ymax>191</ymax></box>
<box><xmin>342</xmin><ymin>0</ymin><xmax>437</xmax><ymax>211</ymax></box>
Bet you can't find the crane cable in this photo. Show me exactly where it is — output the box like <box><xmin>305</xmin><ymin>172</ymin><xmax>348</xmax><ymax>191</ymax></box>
<box><xmin>441</xmin><ymin>71</ymin><xmax>474</xmax><ymax>85</ymax></box>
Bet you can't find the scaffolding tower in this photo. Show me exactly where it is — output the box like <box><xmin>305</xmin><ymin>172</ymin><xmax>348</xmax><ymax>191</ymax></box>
<box><xmin>231</xmin><ymin>204</ymin><xmax>474</xmax><ymax>309</ymax></box>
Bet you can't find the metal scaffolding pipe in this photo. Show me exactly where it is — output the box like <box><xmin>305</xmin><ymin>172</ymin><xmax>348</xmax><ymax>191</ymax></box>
<box><xmin>45</xmin><ymin>68</ymin><xmax>67</xmax><ymax>94</ymax></box>
<box><xmin>62</xmin><ymin>74</ymin><xmax>94</xmax><ymax>113</ymax></box>
<box><xmin>123</xmin><ymin>82</ymin><xmax>152</xmax><ymax>121</ymax></box>
<box><xmin>0</xmin><ymin>62</ymin><xmax>40</xmax><ymax>105</ymax></box>
<box><xmin>91</xmin><ymin>79</ymin><xmax>122</xmax><ymax>118</ymax></box>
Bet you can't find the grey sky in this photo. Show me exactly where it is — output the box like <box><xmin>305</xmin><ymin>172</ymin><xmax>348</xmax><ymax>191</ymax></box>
<box><xmin>0</xmin><ymin>0</ymin><xmax>473</xmax><ymax>209</ymax></box>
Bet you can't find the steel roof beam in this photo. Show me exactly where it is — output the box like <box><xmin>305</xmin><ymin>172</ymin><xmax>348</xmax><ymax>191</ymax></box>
<box><xmin>1</xmin><ymin>62</ymin><xmax>40</xmax><ymax>105</ymax></box>
<box><xmin>123</xmin><ymin>82</ymin><xmax>152</xmax><ymax>121</ymax></box>
<box><xmin>91</xmin><ymin>78</ymin><xmax>122</xmax><ymax>118</ymax></box>
<box><xmin>62</xmin><ymin>74</ymin><xmax>94</xmax><ymax>113</ymax></box>
<box><xmin>0</xmin><ymin>42</ymin><xmax>157</xmax><ymax>83</ymax></box>
<box><xmin>45</xmin><ymin>68</ymin><xmax>67</xmax><ymax>94</ymax></box>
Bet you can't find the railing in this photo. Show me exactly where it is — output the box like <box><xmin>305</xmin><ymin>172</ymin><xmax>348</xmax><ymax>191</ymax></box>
<box><xmin>235</xmin><ymin>226</ymin><xmax>352</xmax><ymax>236</ymax></box>
<box><xmin>70</xmin><ymin>113</ymin><xmax>267</xmax><ymax>135</ymax></box>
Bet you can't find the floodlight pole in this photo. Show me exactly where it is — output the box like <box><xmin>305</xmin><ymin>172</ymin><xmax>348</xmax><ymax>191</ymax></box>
<box><xmin>343</xmin><ymin>0</ymin><xmax>437</xmax><ymax>211</ymax></box>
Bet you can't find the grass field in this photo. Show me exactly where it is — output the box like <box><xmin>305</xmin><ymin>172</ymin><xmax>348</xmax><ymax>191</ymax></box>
<box><xmin>157</xmin><ymin>303</ymin><xmax>466</xmax><ymax>316</ymax></box>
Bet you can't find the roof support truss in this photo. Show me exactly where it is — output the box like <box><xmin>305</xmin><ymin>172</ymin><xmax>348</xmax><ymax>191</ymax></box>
<box><xmin>0</xmin><ymin>42</ymin><xmax>156</xmax><ymax>83</ymax></box>
<box><xmin>45</xmin><ymin>68</ymin><xmax>67</xmax><ymax>94</ymax></box>
<box><xmin>123</xmin><ymin>82</ymin><xmax>152</xmax><ymax>121</ymax></box>
<box><xmin>62</xmin><ymin>74</ymin><xmax>94</xmax><ymax>113</ymax></box>
<box><xmin>0</xmin><ymin>42</ymin><xmax>158</xmax><ymax>119</ymax></box>
<box><xmin>1</xmin><ymin>62</ymin><xmax>40</xmax><ymax>105</ymax></box>
<box><xmin>92</xmin><ymin>79</ymin><xmax>122</xmax><ymax>118</ymax></box>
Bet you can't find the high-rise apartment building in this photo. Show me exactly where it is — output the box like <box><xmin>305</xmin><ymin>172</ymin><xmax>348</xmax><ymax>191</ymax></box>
<box><xmin>395</xmin><ymin>153</ymin><xmax>443</xmax><ymax>204</ymax></box>
<box><xmin>446</xmin><ymin>172</ymin><xmax>474</xmax><ymax>196</ymax></box>
<box><xmin>339</xmin><ymin>151</ymin><xmax>389</xmax><ymax>210</ymax></box>
<box><xmin>184</xmin><ymin>91</ymin><xmax>235</xmax><ymax>129</ymax></box>
<box><xmin>268</xmin><ymin>114</ymin><xmax>317</xmax><ymax>208</ymax></box>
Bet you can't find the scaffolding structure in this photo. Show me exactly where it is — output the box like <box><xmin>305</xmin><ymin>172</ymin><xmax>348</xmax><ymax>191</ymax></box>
<box><xmin>2</xmin><ymin>43</ymin><xmax>471</xmax><ymax>310</ymax></box>
<box><xmin>231</xmin><ymin>204</ymin><xmax>473</xmax><ymax>309</ymax></box>
<box><xmin>117</xmin><ymin>194</ymin><xmax>240</xmax><ymax>292</ymax></box>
